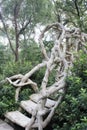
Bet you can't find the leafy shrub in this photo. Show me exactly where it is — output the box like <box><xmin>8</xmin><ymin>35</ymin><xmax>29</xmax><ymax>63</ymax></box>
<box><xmin>20</xmin><ymin>40</ymin><xmax>42</xmax><ymax>64</ymax></box>
<box><xmin>2</xmin><ymin>61</ymin><xmax>33</xmax><ymax>77</ymax></box>
<box><xmin>0</xmin><ymin>60</ymin><xmax>45</xmax><ymax>118</ymax></box>
<box><xmin>0</xmin><ymin>84</ymin><xmax>17</xmax><ymax>118</ymax></box>
<box><xmin>0</xmin><ymin>61</ymin><xmax>34</xmax><ymax>118</ymax></box>
<box><xmin>50</xmin><ymin>51</ymin><xmax>87</xmax><ymax>130</ymax></box>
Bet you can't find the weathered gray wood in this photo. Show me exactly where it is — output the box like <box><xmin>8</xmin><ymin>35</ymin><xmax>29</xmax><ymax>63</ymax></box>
<box><xmin>20</xmin><ymin>100</ymin><xmax>37</xmax><ymax>114</ymax></box>
<box><xmin>30</xmin><ymin>93</ymin><xmax>41</xmax><ymax>102</ymax></box>
<box><xmin>46</xmin><ymin>98</ymin><xmax>56</xmax><ymax>108</ymax></box>
<box><xmin>21</xmin><ymin>100</ymin><xmax>49</xmax><ymax>115</ymax></box>
<box><xmin>0</xmin><ymin>119</ymin><xmax>14</xmax><ymax>130</ymax></box>
<box><xmin>0</xmin><ymin>119</ymin><xmax>4</xmax><ymax>124</ymax></box>
<box><xmin>30</xmin><ymin>94</ymin><xmax>56</xmax><ymax>108</ymax></box>
<box><xmin>5</xmin><ymin>111</ymin><xmax>31</xmax><ymax>128</ymax></box>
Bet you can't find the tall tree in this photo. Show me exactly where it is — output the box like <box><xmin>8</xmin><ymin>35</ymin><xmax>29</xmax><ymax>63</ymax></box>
<box><xmin>0</xmin><ymin>0</ymin><xmax>53</xmax><ymax>62</ymax></box>
<box><xmin>53</xmin><ymin>0</ymin><xmax>87</xmax><ymax>32</ymax></box>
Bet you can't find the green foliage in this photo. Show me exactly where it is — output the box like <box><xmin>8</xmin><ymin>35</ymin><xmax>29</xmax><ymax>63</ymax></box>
<box><xmin>3</xmin><ymin>61</ymin><xmax>33</xmax><ymax>77</ymax></box>
<box><xmin>0</xmin><ymin>0</ymin><xmax>54</xmax><ymax>62</ymax></box>
<box><xmin>0</xmin><ymin>38</ymin><xmax>57</xmax><ymax>118</ymax></box>
<box><xmin>54</xmin><ymin>0</ymin><xmax>87</xmax><ymax>32</ymax></box>
<box><xmin>32</xmin><ymin>0</ymin><xmax>54</xmax><ymax>24</ymax></box>
<box><xmin>20</xmin><ymin>40</ymin><xmax>42</xmax><ymax>64</ymax></box>
<box><xmin>0</xmin><ymin>84</ymin><xmax>17</xmax><ymax>118</ymax></box>
<box><xmin>0</xmin><ymin>44</ymin><xmax>7</xmax><ymax>73</ymax></box>
<box><xmin>51</xmin><ymin>51</ymin><xmax>87</xmax><ymax>130</ymax></box>
<box><xmin>0</xmin><ymin>61</ymin><xmax>33</xmax><ymax>118</ymax></box>
<box><xmin>0</xmin><ymin>45</ymin><xmax>45</xmax><ymax>118</ymax></box>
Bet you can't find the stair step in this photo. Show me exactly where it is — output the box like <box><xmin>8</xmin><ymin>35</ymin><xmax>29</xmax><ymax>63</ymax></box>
<box><xmin>30</xmin><ymin>94</ymin><xmax>56</xmax><ymax>108</ymax></box>
<box><xmin>46</xmin><ymin>98</ymin><xmax>56</xmax><ymax>108</ymax></box>
<box><xmin>0</xmin><ymin>119</ymin><xmax>14</xmax><ymax>130</ymax></box>
<box><xmin>21</xmin><ymin>100</ymin><xmax>49</xmax><ymax>115</ymax></box>
<box><xmin>21</xmin><ymin>100</ymin><xmax>37</xmax><ymax>114</ymax></box>
<box><xmin>5</xmin><ymin>111</ymin><xmax>31</xmax><ymax>128</ymax></box>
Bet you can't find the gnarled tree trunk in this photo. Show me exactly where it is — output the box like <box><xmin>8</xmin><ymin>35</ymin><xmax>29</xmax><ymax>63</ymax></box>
<box><xmin>1</xmin><ymin>22</ymin><xmax>87</xmax><ymax>130</ymax></box>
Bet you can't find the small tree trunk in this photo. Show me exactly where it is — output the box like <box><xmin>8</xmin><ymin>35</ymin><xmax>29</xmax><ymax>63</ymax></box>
<box><xmin>14</xmin><ymin>15</ymin><xmax>19</xmax><ymax>62</ymax></box>
<box><xmin>15</xmin><ymin>36</ymin><xmax>19</xmax><ymax>62</ymax></box>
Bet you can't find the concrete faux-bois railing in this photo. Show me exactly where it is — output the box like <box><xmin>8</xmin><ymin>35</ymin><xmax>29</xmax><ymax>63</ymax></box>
<box><xmin>1</xmin><ymin>22</ymin><xmax>87</xmax><ymax>130</ymax></box>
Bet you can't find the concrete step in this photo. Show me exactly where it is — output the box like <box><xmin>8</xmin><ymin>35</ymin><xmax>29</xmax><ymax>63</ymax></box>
<box><xmin>21</xmin><ymin>100</ymin><xmax>49</xmax><ymax>115</ymax></box>
<box><xmin>5</xmin><ymin>111</ymin><xmax>31</xmax><ymax>128</ymax></box>
<box><xmin>0</xmin><ymin>119</ymin><xmax>14</xmax><ymax>130</ymax></box>
<box><xmin>30</xmin><ymin>94</ymin><xmax>56</xmax><ymax>108</ymax></box>
<box><xmin>21</xmin><ymin>100</ymin><xmax>37</xmax><ymax>114</ymax></box>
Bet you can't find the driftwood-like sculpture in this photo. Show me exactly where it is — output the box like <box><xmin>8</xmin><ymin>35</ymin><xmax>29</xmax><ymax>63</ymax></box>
<box><xmin>1</xmin><ymin>23</ymin><xmax>87</xmax><ymax>130</ymax></box>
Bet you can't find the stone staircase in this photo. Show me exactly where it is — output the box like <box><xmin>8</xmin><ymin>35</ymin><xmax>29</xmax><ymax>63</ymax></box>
<box><xmin>5</xmin><ymin>93</ymin><xmax>56</xmax><ymax>129</ymax></box>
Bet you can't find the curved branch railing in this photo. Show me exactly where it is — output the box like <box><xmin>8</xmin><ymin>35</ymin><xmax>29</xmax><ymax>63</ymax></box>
<box><xmin>1</xmin><ymin>22</ymin><xmax>87</xmax><ymax>130</ymax></box>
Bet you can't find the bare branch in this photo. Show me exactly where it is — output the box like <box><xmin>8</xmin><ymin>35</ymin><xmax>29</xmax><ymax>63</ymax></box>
<box><xmin>21</xmin><ymin>62</ymin><xmax>47</xmax><ymax>82</ymax></box>
<box><xmin>18</xmin><ymin>17</ymin><xmax>32</xmax><ymax>36</ymax></box>
<box><xmin>73</xmin><ymin>0</ymin><xmax>80</xmax><ymax>17</ymax></box>
<box><xmin>0</xmin><ymin>12</ymin><xmax>16</xmax><ymax>55</ymax></box>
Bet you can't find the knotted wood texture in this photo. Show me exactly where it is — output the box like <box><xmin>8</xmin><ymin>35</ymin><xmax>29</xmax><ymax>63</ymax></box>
<box><xmin>3</xmin><ymin>23</ymin><xmax>87</xmax><ymax>130</ymax></box>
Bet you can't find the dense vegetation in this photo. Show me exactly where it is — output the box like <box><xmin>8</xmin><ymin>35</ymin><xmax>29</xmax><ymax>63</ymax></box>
<box><xmin>1</xmin><ymin>45</ymin><xmax>87</xmax><ymax>130</ymax></box>
<box><xmin>0</xmin><ymin>42</ymin><xmax>43</xmax><ymax>118</ymax></box>
<box><xmin>51</xmin><ymin>51</ymin><xmax>87</xmax><ymax>130</ymax></box>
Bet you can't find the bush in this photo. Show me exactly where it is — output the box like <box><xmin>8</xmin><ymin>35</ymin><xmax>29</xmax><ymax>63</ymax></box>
<box><xmin>0</xmin><ymin>42</ymin><xmax>46</xmax><ymax>118</ymax></box>
<box><xmin>0</xmin><ymin>84</ymin><xmax>17</xmax><ymax>118</ymax></box>
<box><xmin>0</xmin><ymin>61</ymin><xmax>34</xmax><ymax>118</ymax></box>
<box><xmin>51</xmin><ymin>51</ymin><xmax>87</xmax><ymax>130</ymax></box>
<box><xmin>2</xmin><ymin>61</ymin><xmax>33</xmax><ymax>77</ymax></box>
<box><xmin>0</xmin><ymin>60</ymin><xmax>45</xmax><ymax>118</ymax></box>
